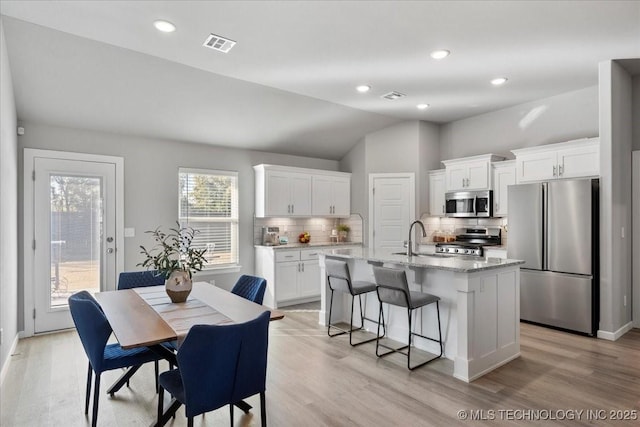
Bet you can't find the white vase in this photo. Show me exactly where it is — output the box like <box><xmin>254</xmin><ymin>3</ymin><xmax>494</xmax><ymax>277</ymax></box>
<box><xmin>165</xmin><ymin>270</ymin><xmax>192</xmax><ymax>303</ymax></box>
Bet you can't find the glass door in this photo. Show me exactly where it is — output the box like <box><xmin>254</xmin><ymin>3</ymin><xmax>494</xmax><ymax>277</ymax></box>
<box><xmin>33</xmin><ymin>157</ymin><xmax>117</xmax><ymax>333</ymax></box>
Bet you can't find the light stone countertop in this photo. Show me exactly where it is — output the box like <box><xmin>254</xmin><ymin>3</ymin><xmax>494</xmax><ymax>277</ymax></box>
<box><xmin>254</xmin><ymin>242</ymin><xmax>362</xmax><ymax>250</ymax></box>
<box><xmin>321</xmin><ymin>247</ymin><xmax>523</xmax><ymax>273</ymax></box>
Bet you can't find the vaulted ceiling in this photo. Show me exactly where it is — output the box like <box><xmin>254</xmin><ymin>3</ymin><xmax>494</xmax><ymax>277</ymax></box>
<box><xmin>1</xmin><ymin>1</ymin><xmax>639</xmax><ymax>159</ymax></box>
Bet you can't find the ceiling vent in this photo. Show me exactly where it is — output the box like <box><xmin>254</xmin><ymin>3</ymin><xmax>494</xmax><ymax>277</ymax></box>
<box><xmin>203</xmin><ymin>34</ymin><xmax>236</xmax><ymax>53</ymax></box>
<box><xmin>381</xmin><ymin>91</ymin><xmax>406</xmax><ymax>100</ymax></box>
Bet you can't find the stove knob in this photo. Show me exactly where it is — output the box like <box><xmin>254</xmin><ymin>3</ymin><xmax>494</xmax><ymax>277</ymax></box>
<box><xmin>455</xmin><ymin>249</ymin><xmax>460</xmax><ymax>253</ymax></box>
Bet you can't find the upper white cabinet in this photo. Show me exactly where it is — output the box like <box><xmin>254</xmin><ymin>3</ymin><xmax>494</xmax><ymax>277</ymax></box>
<box><xmin>254</xmin><ymin>164</ymin><xmax>350</xmax><ymax>218</ymax></box>
<box><xmin>428</xmin><ymin>169</ymin><xmax>446</xmax><ymax>217</ymax></box>
<box><xmin>442</xmin><ymin>154</ymin><xmax>505</xmax><ymax>191</ymax></box>
<box><xmin>311</xmin><ymin>174</ymin><xmax>351</xmax><ymax>217</ymax></box>
<box><xmin>492</xmin><ymin>160</ymin><xmax>516</xmax><ymax>217</ymax></box>
<box><xmin>511</xmin><ymin>137</ymin><xmax>599</xmax><ymax>183</ymax></box>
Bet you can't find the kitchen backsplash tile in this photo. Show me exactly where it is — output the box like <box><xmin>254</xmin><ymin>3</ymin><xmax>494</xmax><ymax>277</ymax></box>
<box><xmin>254</xmin><ymin>214</ymin><xmax>363</xmax><ymax>245</ymax></box>
<box><xmin>419</xmin><ymin>214</ymin><xmax>508</xmax><ymax>246</ymax></box>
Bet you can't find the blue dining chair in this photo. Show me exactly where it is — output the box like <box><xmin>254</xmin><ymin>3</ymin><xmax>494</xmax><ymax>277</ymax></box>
<box><xmin>69</xmin><ymin>291</ymin><xmax>164</xmax><ymax>427</ymax></box>
<box><xmin>117</xmin><ymin>270</ymin><xmax>176</xmax><ymax>382</ymax></box>
<box><xmin>117</xmin><ymin>270</ymin><xmax>164</xmax><ymax>290</ymax></box>
<box><xmin>231</xmin><ymin>310</ymin><xmax>270</xmax><ymax>426</ymax></box>
<box><xmin>231</xmin><ymin>275</ymin><xmax>267</xmax><ymax>304</ymax></box>
<box><xmin>157</xmin><ymin>311</ymin><xmax>271</xmax><ymax>427</ymax></box>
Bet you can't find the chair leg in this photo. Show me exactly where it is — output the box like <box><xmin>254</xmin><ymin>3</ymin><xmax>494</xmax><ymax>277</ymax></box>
<box><xmin>91</xmin><ymin>373</ymin><xmax>101</xmax><ymax>427</ymax></box>
<box><xmin>154</xmin><ymin>360</ymin><xmax>159</xmax><ymax>393</ymax></box>
<box><xmin>85</xmin><ymin>363</ymin><xmax>92</xmax><ymax>415</ymax></box>
<box><xmin>157</xmin><ymin>385</ymin><xmax>164</xmax><ymax>423</ymax></box>
<box><xmin>187</xmin><ymin>417</ymin><xmax>194</xmax><ymax>427</ymax></box>
<box><xmin>229</xmin><ymin>404</ymin><xmax>234</xmax><ymax>427</ymax></box>
<box><xmin>260</xmin><ymin>392</ymin><xmax>267</xmax><ymax>427</ymax></box>
<box><xmin>327</xmin><ymin>289</ymin><xmax>345</xmax><ymax>337</ymax></box>
<box><xmin>407</xmin><ymin>308</ymin><xmax>413</xmax><ymax>370</ymax></box>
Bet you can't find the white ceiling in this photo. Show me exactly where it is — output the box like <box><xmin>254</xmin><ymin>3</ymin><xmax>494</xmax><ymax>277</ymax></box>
<box><xmin>1</xmin><ymin>1</ymin><xmax>639</xmax><ymax>160</ymax></box>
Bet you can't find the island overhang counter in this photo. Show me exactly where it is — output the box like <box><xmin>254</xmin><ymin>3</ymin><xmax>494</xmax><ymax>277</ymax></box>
<box><xmin>319</xmin><ymin>247</ymin><xmax>525</xmax><ymax>382</ymax></box>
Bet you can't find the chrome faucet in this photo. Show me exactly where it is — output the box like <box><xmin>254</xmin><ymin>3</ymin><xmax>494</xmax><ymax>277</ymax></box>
<box><xmin>407</xmin><ymin>220</ymin><xmax>427</xmax><ymax>256</ymax></box>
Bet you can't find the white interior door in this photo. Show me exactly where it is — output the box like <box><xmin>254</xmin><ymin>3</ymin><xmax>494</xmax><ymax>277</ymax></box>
<box><xmin>369</xmin><ymin>174</ymin><xmax>415</xmax><ymax>249</ymax></box>
<box><xmin>25</xmin><ymin>150</ymin><xmax>122</xmax><ymax>334</ymax></box>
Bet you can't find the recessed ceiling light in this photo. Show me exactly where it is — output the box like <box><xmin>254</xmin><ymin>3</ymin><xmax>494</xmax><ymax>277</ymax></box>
<box><xmin>153</xmin><ymin>20</ymin><xmax>176</xmax><ymax>33</ymax></box>
<box><xmin>356</xmin><ymin>85</ymin><xmax>371</xmax><ymax>93</ymax></box>
<box><xmin>491</xmin><ymin>77</ymin><xmax>508</xmax><ymax>86</ymax></box>
<box><xmin>430</xmin><ymin>49</ymin><xmax>450</xmax><ymax>60</ymax></box>
<box><xmin>417</xmin><ymin>104</ymin><xmax>430</xmax><ymax>110</ymax></box>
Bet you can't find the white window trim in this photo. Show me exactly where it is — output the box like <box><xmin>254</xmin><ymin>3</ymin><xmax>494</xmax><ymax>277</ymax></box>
<box><xmin>178</xmin><ymin>167</ymin><xmax>240</xmax><ymax>270</ymax></box>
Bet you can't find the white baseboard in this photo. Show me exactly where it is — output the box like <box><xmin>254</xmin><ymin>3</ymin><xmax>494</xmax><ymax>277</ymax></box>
<box><xmin>597</xmin><ymin>322</ymin><xmax>634</xmax><ymax>341</ymax></box>
<box><xmin>0</xmin><ymin>334</ymin><xmax>20</xmax><ymax>386</ymax></box>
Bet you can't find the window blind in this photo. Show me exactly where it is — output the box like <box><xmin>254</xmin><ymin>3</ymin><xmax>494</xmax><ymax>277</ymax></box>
<box><xmin>178</xmin><ymin>168</ymin><xmax>239</xmax><ymax>269</ymax></box>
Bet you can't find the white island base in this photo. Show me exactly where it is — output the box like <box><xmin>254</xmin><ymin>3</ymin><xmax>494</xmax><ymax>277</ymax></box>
<box><xmin>319</xmin><ymin>249</ymin><xmax>522</xmax><ymax>382</ymax></box>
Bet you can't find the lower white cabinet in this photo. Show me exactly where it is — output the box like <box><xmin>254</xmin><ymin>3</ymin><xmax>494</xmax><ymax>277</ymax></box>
<box><xmin>256</xmin><ymin>245</ymin><xmax>360</xmax><ymax>308</ymax></box>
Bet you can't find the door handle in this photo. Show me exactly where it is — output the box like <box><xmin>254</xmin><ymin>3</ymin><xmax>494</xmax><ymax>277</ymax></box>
<box><xmin>559</xmin><ymin>164</ymin><xmax>564</xmax><ymax>176</ymax></box>
<box><xmin>107</xmin><ymin>248</ymin><xmax>114</xmax><ymax>254</ymax></box>
<box><xmin>302</xmin><ymin>263</ymin><xmax>305</xmax><ymax>272</ymax></box>
<box><xmin>553</xmin><ymin>165</ymin><xmax>557</xmax><ymax>177</ymax></box>
<box><xmin>106</xmin><ymin>237</ymin><xmax>114</xmax><ymax>243</ymax></box>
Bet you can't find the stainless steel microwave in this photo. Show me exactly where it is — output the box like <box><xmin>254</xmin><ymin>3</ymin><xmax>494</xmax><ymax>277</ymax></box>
<box><xmin>445</xmin><ymin>190</ymin><xmax>493</xmax><ymax>218</ymax></box>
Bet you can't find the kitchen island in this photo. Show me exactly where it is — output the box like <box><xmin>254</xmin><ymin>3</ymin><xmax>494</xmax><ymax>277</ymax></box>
<box><xmin>319</xmin><ymin>247</ymin><xmax>524</xmax><ymax>382</ymax></box>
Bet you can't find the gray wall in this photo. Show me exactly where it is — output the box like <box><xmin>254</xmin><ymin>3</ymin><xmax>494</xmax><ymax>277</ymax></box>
<box><xmin>439</xmin><ymin>86</ymin><xmax>599</xmax><ymax>160</ymax></box>
<box><xmin>339</xmin><ymin>120</ymin><xmax>440</xmax><ymax>245</ymax></box>
<box><xmin>0</xmin><ymin>19</ymin><xmax>19</xmax><ymax>378</ymax></box>
<box><xmin>16</xmin><ymin>121</ymin><xmax>339</xmax><ymax>330</ymax></box>
<box><xmin>598</xmin><ymin>60</ymin><xmax>633</xmax><ymax>335</ymax></box>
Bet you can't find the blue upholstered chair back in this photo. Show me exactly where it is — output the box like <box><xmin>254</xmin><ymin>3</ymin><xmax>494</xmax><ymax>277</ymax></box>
<box><xmin>232</xmin><ymin>311</ymin><xmax>270</xmax><ymax>403</ymax></box>
<box><xmin>117</xmin><ymin>270</ymin><xmax>165</xmax><ymax>290</ymax></box>
<box><xmin>68</xmin><ymin>291</ymin><xmax>113</xmax><ymax>373</ymax></box>
<box><xmin>231</xmin><ymin>275</ymin><xmax>267</xmax><ymax>304</ymax></box>
<box><xmin>177</xmin><ymin>323</ymin><xmax>243</xmax><ymax>417</ymax></box>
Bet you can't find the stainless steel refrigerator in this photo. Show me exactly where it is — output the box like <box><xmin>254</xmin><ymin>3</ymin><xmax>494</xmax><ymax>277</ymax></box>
<box><xmin>507</xmin><ymin>178</ymin><xmax>599</xmax><ymax>335</ymax></box>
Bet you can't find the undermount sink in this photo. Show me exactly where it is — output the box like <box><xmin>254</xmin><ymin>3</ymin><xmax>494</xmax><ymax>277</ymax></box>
<box><xmin>390</xmin><ymin>252</ymin><xmax>454</xmax><ymax>258</ymax></box>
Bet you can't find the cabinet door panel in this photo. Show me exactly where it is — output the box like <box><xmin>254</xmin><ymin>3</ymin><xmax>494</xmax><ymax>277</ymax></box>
<box><xmin>466</xmin><ymin>161</ymin><xmax>489</xmax><ymax>190</ymax></box>
<box><xmin>298</xmin><ymin>261</ymin><xmax>321</xmax><ymax>298</ymax></box>
<box><xmin>311</xmin><ymin>175</ymin><xmax>333</xmax><ymax>216</ymax></box>
<box><xmin>332</xmin><ymin>177</ymin><xmax>351</xmax><ymax>216</ymax></box>
<box><xmin>290</xmin><ymin>173</ymin><xmax>312</xmax><ymax>216</ymax></box>
<box><xmin>275</xmin><ymin>261</ymin><xmax>299</xmax><ymax>301</ymax></box>
<box><xmin>493</xmin><ymin>166</ymin><xmax>516</xmax><ymax>216</ymax></box>
<box><xmin>516</xmin><ymin>151</ymin><xmax>557</xmax><ymax>183</ymax></box>
<box><xmin>557</xmin><ymin>146</ymin><xmax>599</xmax><ymax>179</ymax></box>
<box><xmin>428</xmin><ymin>172</ymin><xmax>445</xmax><ymax>216</ymax></box>
<box><xmin>265</xmin><ymin>171</ymin><xmax>291</xmax><ymax>216</ymax></box>
<box><xmin>446</xmin><ymin>166</ymin><xmax>467</xmax><ymax>191</ymax></box>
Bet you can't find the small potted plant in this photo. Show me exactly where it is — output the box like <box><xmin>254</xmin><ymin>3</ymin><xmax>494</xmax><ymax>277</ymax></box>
<box><xmin>337</xmin><ymin>224</ymin><xmax>350</xmax><ymax>242</ymax></box>
<box><xmin>138</xmin><ymin>222</ymin><xmax>208</xmax><ymax>303</ymax></box>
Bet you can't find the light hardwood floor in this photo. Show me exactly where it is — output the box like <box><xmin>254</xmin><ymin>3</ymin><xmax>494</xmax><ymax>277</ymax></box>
<box><xmin>2</xmin><ymin>306</ymin><xmax>640</xmax><ymax>426</ymax></box>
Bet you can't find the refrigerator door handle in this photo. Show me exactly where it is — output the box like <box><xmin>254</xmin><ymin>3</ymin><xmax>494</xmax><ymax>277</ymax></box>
<box><xmin>542</xmin><ymin>182</ymin><xmax>548</xmax><ymax>270</ymax></box>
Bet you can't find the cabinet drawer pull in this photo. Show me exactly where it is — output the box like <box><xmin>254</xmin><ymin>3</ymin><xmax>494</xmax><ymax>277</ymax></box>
<box><xmin>285</xmin><ymin>255</ymin><xmax>294</xmax><ymax>258</ymax></box>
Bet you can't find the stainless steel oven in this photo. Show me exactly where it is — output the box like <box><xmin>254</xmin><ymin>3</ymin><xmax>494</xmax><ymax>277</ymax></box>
<box><xmin>445</xmin><ymin>190</ymin><xmax>493</xmax><ymax>218</ymax></box>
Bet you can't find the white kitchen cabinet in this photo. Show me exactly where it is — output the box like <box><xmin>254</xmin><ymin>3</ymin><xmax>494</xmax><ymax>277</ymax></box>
<box><xmin>512</xmin><ymin>137</ymin><xmax>599</xmax><ymax>183</ymax></box>
<box><xmin>256</xmin><ymin>245</ymin><xmax>360</xmax><ymax>308</ymax></box>
<box><xmin>428</xmin><ymin>169</ymin><xmax>446</xmax><ymax>216</ymax></box>
<box><xmin>442</xmin><ymin>154</ymin><xmax>505</xmax><ymax>191</ymax></box>
<box><xmin>254</xmin><ymin>164</ymin><xmax>351</xmax><ymax>218</ymax></box>
<box><xmin>311</xmin><ymin>174</ymin><xmax>351</xmax><ymax>217</ymax></box>
<box><xmin>492</xmin><ymin>160</ymin><xmax>516</xmax><ymax>217</ymax></box>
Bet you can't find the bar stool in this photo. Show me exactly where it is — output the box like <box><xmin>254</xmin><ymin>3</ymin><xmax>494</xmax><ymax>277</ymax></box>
<box><xmin>372</xmin><ymin>266</ymin><xmax>443</xmax><ymax>370</ymax></box>
<box><xmin>326</xmin><ymin>259</ymin><xmax>384</xmax><ymax>346</ymax></box>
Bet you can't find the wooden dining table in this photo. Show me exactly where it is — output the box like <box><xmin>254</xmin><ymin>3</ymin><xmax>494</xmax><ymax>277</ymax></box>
<box><xmin>94</xmin><ymin>281</ymin><xmax>284</xmax><ymax>423</ymax></box>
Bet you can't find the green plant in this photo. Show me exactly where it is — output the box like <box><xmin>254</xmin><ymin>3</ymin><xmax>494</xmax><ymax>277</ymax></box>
<box><xmin>138</xmin><ymin>222</ymin><xmax>208</xmax><ymax>279</ymax></box>
<box><xmin>337</xmin><ymin>224</ymin><xmax>350</xmax><ymax>232</ymax></box>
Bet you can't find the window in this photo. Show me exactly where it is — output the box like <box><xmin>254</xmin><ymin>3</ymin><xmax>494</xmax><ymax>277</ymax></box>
<box><xmin>179</xmin><ymin>168</ymin><xmax>239</xmax><ymax>269</ymax></box>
